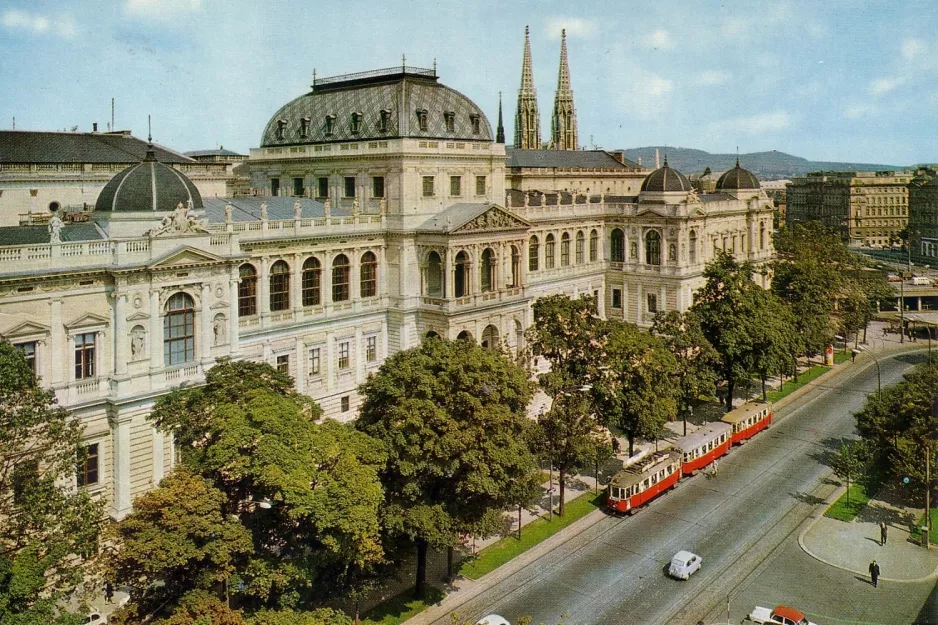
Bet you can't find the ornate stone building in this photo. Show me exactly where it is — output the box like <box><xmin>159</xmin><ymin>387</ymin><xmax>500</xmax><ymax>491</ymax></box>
<box><xmin>0</xmin><ymin>65</ymin><xmax>773</xmax><ymax>520</ymax></box>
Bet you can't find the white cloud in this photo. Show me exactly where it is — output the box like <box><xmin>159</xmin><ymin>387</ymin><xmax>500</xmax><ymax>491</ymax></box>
<box><xmin>643</xmin><ymin>29</ymin><xmax>674</xmax><ymax>50</ymax></box>
<box><xmin>708</xmin><ymin>110</ymin><xmax>792</xmax><ymax>136</ymax></box>
<box><xmin>870</xmin><ymin>77</ymin><xmax>904</xmax><ymax>95</ymax></box>
<box><xmin>544</xmin><ymin>17</ymin><xmax>597</xmax><ymax>40</ymax></box>
<box><xmin>124</xmin><ymin>0</ymin><xmax>201</xmax><ymax>20</ymax></box>
<box><xmin>647</xmin><ymin>75</ymin><xmax>673</xmax><ymax>97</ymax></box>
<box><xmin>696</xmin><ymin>70</ymin><xmax>731</xmax><ymax>86</ymax></box>
<box><xmin>902</xmin><ymin>38</ymin><xmax>925</xmax><ymax>61</ymax></box>
<box><xmin>2</xmin><ymin>9</ymin><xmax>76</xmax><ymax>38</ymax></box>
<box><xmin>844</xmin><ymin>104</ymin><xmax>876</xmax><ymax>120</ymax></box>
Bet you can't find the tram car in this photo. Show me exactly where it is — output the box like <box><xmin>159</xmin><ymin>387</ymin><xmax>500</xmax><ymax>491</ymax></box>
<box><xmin>606</xmin><ymin>450</ymin><xmax>681</xmax><ymax>515</ymax></box>
<box><xmin>720</xmin><ymin>401</ymin><xmax>773</xmax><ymax>445</ymax></box>
<box><xmin>673</xmin><ymin>421</ymin><xmax>732</xmax><ymax>477</ymax></box>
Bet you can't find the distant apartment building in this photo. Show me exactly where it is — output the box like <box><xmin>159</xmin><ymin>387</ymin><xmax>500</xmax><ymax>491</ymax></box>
<box><xmin>908</xmin><ymin>169</ymin><xmax>938</xmax><ymax>264</ymax></box>
<box><xmin>786</xmin><ymin>171</ymin><xmax>912</xmax><ymax>247</ymax></box>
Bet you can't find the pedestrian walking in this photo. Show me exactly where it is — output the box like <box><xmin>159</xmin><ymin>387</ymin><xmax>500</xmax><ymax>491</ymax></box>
<box><xmin>105</xmin><ymin>581</ymin><xmax>114</xmax><ymax>604</ymax></box>
<box><xmin>851</xmin><ymin>349</ymin><xmax>857</xmax><ymax>363</ymax></box>
<box><xmin>869</xmin><ymin>560</ymin><xmax>880</xmax><ymax>587</ymax></box>
<box><xmin>880</xmin><ymin>521</ymin><xmax>888</xmax><ymax>545</ymax></box>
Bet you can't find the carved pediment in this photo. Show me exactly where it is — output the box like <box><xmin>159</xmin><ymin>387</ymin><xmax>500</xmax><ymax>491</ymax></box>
<box><xmin>1</xmin><ymin>320</ymin><xmax>51</xmax><ymax>339</ymax></box>
<box><xmin>126</xmin><ymin>312</ymin><xmax>150</xmax><ymax>322</ymax></box>
<box><xmin>65</xmin><ymin>312</ymin><xmax>110</xmax><ymax>330</ymax></box>
<box><xmin>451</xmin><ymin>205</ymin><xmax>531</xmax><ymax>234</ymax></box>
<box><xmin>210</xmin><ymin>300</ymin><xmax>230</xmax><ymax>310</ymax></box>
<box><xmin>149</xmin><ymin>246</ymin><xmax>226</xmax><ymax>270</ymax></box>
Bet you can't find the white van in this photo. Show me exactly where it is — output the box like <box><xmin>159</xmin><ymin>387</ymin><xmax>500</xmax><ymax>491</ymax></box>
<box><xmin>476</xmin><ymin>616</ymin><xmax>510</xmax><ymax>625</ymax></box>
<box><xmin>668</xmin><ymin>550</ymin><xmax>702</xmax><ymax>580</ymax></box>
<box><xmin>912</xmin><ymin>276</ymin><xmax>932</xmax><ymax>286</ymax></box>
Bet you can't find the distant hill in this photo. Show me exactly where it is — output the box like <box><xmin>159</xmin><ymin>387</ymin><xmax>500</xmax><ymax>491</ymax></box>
<box><xmin>620</xmin><ymin>146</ymin><xmax>905</xmax><ymax>180</ymax></box>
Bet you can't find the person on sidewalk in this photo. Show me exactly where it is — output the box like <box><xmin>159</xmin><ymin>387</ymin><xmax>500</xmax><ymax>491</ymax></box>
<box><xmin>105</xmin><ymin>581</ymin><xmax>114</xmax><ymax>604</ymax></box>
<box><xmin>851</xmin><ymin>349</ymin><xmax>857</xmax><ymax>363</ymax></box>
<box><xmin>880</xmin><ymin>521</ymin><xmax>888</xmax><ymax>546</ymax></box>
<box><xmin>869</xmin><ymin>560</ymin><xmax>880</xmax><ymax>587</ymax></box>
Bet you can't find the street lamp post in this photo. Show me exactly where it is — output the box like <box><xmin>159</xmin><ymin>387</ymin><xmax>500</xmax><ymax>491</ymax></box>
<box><xmin>857</xmin><ymin>345</ymin><xmax>881</xmax><ymax>400</ymax></box>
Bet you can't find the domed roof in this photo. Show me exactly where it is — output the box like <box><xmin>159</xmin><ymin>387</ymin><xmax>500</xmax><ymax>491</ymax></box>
<box><xmin>716</xmin><ymin>160</ymin><xmax>761</xmax><ymax>190</ymax></box>
<box><xmin>95</xmin><ymin>148</ymin><xmax>203</xmax><ymax>212</ymax></box>
<box><xmin>640</xmin><ymin>159</ymin><xmax>692</xmax><ymax>193</ymax></box>
<box><xmin>260</xmin><ymin>67</ymin><xmax>493</xmax><ymax>146</ymax></box>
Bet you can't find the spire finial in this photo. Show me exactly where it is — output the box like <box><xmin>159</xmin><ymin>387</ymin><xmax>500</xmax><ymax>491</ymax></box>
<box><xmin>664</xmin><ymin>153</ymin><xmax>669</xmax><ymax>167</ymax></box>
<box><xmin>402</xmin><ymin>53</ymin><xmax>406</xmax><ymax>71</ymax></box>
<box><xmin>496</xmin><ymin>91</ymin><xmax>505</xmax><ymax>144</ymax></box>
<box><xmin>515</xmin><ymin>25</ymin><xmax>541</xmax><ymax>150</ymax></box>
<box><xmin>736</xmin><ymin>146</ymin><xmax>740</xmax><ymax>168</ymax></box>
<box><xmin>144</xmin><ymin>115</ymin><xmax>156</xmax><ymax>162</ymax></box>
<box><xmin>551</xmin><ymin>22</ymin><xmax>577</xmax><ymax>150</ymax></box>
<box><xmin>433</xmin><ymin>58</ymin><xmax>437</xmax><ymax>74</ymax></box>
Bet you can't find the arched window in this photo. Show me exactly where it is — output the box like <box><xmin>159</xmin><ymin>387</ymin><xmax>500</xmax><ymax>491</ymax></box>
<box><xmin>164</xmin><ymin>293</ymin><xmax>195</xmax><ymax>366</ymax></box>
<box><xmin>560</xmin><ymin>232</ymin><xmax>571</xmax><ymax>266</ymax></box>
<box><xmin>238</xmin><ymin>264</ymin><xmax>257</xmax><ymax>317</ymax></box>
<box><xmin>456</xmin><ymin>330</ymin><xmax>473</xmax><ymax>341</ymax></box>
<box><xmin>426</xmin><ymin>251</ymin><xmax>443</xmax><ymax>297</ymax></box>
<box><xmin>645</xmin><ymin>230</ymin><xmax>661</xmax><ymax>265</ymax></box>
<box><xmin>269</xmin><ymin>260</ymin><xmax>291</xmax><ymax>311</ymax></box>
<box><xmin>510</xmin><ymin>245</ymin><xmax>521</xmax><ymax>287</ymax></box>
<box><xmin>455</xmin><ymin>251</ymin><xmax>469</xmax><ymax>297</ymax></box>
<box><xmin>689</xmin><ymin>230</ymin><xmax>697</xmax><ymax>264</ymax></box>
<box><xmin>332</xmin><ymin>254</ymin><xmax>350</xmax><ymax>302</ymax></box>
<box><xmin>425</xmin><ymin>330</ymin><xmax>441</xmax><ymax>341</ymax></box>
<box><xmin>302</xmin><ymin>257</ymin><xmax>322</xmax><ymax>306</ymax></box>
<box><xmin>529</xmin><ymin>235</ymin><xmax>539</xmax><ymax>271</ymax></box>
<box><xmin>575</xmin><ymin>231</ymin><xmax>585</xmax><ymax>264</ymax></box>
<box><xmin>360</xmin><ymin>251</ymin><xmax>377</xmax><ymax>298</ymax></box>
<box><xmin>481</xmin><ymin>248</ymin><xmax>495</xmax><ymax>293</ymax></box>
<box><xmin>589</xmin><ymin>229</ymin><xmax>598</xmax><ymax>262</ymax></box>
<box><xmin>611</xmin><ymin>228</ymin><xmax>625</xmax><ymax>262</ymax></box>
<box><xmin>545</xmin><ymin>234</ymin><xmax>556</xmax><ymax>268</ymax></box>
<box><xmin>481</xmin><ymin>324</ymin><xmax>499</xmax><ymax>350</ymax></box>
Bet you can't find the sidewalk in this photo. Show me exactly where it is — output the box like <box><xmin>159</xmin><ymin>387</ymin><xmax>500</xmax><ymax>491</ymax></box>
<box><xmin>800</xmin><ymin>490</ymin><xmax>938</xmax><ymax>582</ymax></box>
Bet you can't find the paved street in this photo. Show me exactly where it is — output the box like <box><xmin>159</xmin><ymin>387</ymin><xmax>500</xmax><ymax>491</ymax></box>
<box><xmin>420</xmin><ymin>349</ymin><xmax>935</xmax><ymax>625</ymax></box>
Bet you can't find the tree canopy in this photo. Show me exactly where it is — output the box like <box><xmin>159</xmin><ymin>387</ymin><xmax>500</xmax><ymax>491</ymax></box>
<box><xmin>356</xmin><ymin>337</ymin><xmax>537</xmax><ymax>597</ymax></box>
<box><xmin>0</xmin><ymin>341</ymin><xmax>103</xmax><ymax>625</ymax></box>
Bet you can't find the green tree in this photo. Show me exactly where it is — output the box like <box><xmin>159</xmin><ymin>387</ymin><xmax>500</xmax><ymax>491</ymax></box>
<box><xmin>830</xmin><ymin>441</ymin><xmax>869</xmax><ymax>504</ymax></box>
<box><xmin>356</xmin><ymin>338</ymin><xmax>536</xmax><ymax>598</ymax></box>
<box><xmin>148</xmin><ymin>360</ymin><xmax>386</xmax><ymax>608</ymax></box>
<box><xmin>692</xmin><ymin>251</ymin><xmax>762</xmax><ymax>411</ymax></box>
<box><xmin>651</xmin><ymin>310</ymin><xmax>719</xmax><ymax>435</ymax></box>
<box><xmin>0</xmin><ymin>341</ymin><xmax>103</xmax><ymax>625</ymax></box>
<box><xmin>106</xmin><ymin>468</ymin><xmax>253</xmax><ymax>618</ymax></box>
<box><xmin>749</xmin><ymin>288</ymin><xmax>800</xmax><ymax>401</ymax></box>
<box><xmin>525</xmin><ymin>294</ymin><xmax>602</xmax><ymax>397</ymax></box>
<box><xmin>593</xmin><ymin>321</ymin><xmax>679</xmax><ymax>456</ymax></box>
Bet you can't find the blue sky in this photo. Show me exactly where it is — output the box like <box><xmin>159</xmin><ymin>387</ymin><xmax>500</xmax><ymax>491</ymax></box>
<box><xmin>1</xmin><ymin>0</ymin><xmax>937</xmax><ymax>165</ymax></box>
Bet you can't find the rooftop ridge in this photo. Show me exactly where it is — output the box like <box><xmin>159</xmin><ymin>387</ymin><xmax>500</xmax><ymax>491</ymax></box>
<box><xmin>311</xmin><ymin>65</ymin><xmax>437</xmax><ymax>91</ymax></box>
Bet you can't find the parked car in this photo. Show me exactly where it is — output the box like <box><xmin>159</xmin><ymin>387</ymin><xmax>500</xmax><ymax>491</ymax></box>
<box><xmin>748</xmin><ymin>605</ymin><xmax>816</xmax><ymax>625</ymax></box>
<box><xmin>911</xmin><ymin>276</ymin><xmax>932</xmax><ymax>285</ymax></box>
<box><xmin>476</xmin><ymin>616</ymin><xmax>510</xmax><ymax>625</ymax></box>
<box><xmin>668</xmin><ymin>550</ymin><xmax>702</xmax><ymax>580</ymax></box>
<box><xmin>887</xmin><ymin>274</ymin><xmax>903</xmax><ymax>282</ymax></box>
<box><xmin>83</xmin><ymin>612</ymin><xmax>106</xmax><ymax>625</ymax></box>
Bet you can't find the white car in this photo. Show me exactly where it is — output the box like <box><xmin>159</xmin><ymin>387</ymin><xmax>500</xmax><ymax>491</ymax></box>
<box><xmin>748</xmin><ymin>605</ymin><xmax>817</xmax><ymax>625</ymax></box>
<box><xmin>668</xmin><ymin>550</ymin><xmax>702</xmax><ymax>580</ymax></box>
<box><xmin>476</xmin><ymin>616</ymin><xmax>510</xmax><ymax>625</ymax></box>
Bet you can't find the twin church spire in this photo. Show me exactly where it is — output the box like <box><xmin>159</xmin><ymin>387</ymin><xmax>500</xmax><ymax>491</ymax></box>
<box><xmin>511</xmin><ymin>26</ymin><xmax>578</xmax><ymax>150</ymax></box>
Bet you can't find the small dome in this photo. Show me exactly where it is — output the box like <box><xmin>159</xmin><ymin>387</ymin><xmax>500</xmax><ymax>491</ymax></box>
<box><xmin>641</xmin><ymin>159</ymin><xmax>692</xmax><ymax>193</ymax></box>
<box><xmin>716</xmin><ymin>160</ymin><xmax>760</xmax><ymax>190</ymax></box>
<box><xmin>95</xmin><ymin>149</ymin><xmax>203</xmax><ymax>212</ymax></box>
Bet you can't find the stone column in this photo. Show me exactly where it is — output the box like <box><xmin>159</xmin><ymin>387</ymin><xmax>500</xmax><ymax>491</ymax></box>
<box><xmin>49</xmin><ymin>299</ymin><xmax>65</xmax><ymax>386</ymax></box>
<box><xmin>292</xmin><ymin>253</ymin><xmax>303</xmax><ymax>314</ymax></box>
<box><xmin>325</xmin><ymin>331</ymin><xmax>335</xmax><ymax>391</ymax></box>
<box><xmin>114</xmin><ymin>293</ymin><xmax>128</xmax><ymax>376</ymax></box>
<box><xmin>109</xmin><ymin>410</ymin><xmax>133</xmax><ymax>520</ymax></box>
<box><xmin>355</xmin><ymin>326</ymin><xmax>364</xmax><ymax>384</ymax></box>
<box><xmin>152</xmin><ymin>427</ymin><xmax>164</xmax><ymax>486</ymax></box>
<box><xmin>322</xmin><ymin>251</ymin><xmax>333</xmax><ymax>310</ymax></box>
<box><xmin>445</xmin><ymin>250</ymin><xmax>454</xmax><ymax>299</ymax></box>
<box><xmin>228</xmin><ymin>275</ymin><xmax>240</xmax><ymax>356</ymax></box>
<box><xmin>294</xmin><ymin>336</ymin><xmax>304</xmax><ymax>393</ymax></box>
<box><xmin>200</xmin><ymin>283</ymin><xmax>212</xmax><ymax>363</ymax></box>
<box><xmin>259</xmin><ymin>257</ymin><xmax>270</xmax><ymax>323</ymax></box>
<box><xmin>149</xmin><ymin>290</ymin><xmax>162</xmax><ymax>370</ymax></box>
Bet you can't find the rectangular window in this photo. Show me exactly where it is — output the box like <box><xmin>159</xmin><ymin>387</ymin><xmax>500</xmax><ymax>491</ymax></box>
<box><xmin>366</xmin><ymin>336</ymin><xmax>377</xmax><ymax>362</ymax></box>
<box><xmin>422</xmin><ymin>176</ymin><xmax>434</xmax><ymax>197</ymax></box>
<box><xmin>612</xmin><ymin>288</ymin><xmax>622</xmax><ymax>309</ymax></box>
<box><xmin>308</xmin><ymin>348</ymin><xmax>321</xmax><ymax>376</ymax></box>
<box><xmin>341</xmin><ymin>395</ymin><xmax>350</xmax><ymax>412</ymax></box>
<box><xmin>450</xmin><ymin>176</ymin><xmax>461</xmax><ymax>197</ymax></box>
<box><xmin>270</xmin><ymin>178</ymin><xmax>280</xmax><ymax>197</ymax></box>
<box><xmin>344</xmin><ymin>177</ymin><xmax>356</xmax><ymax>198</ymax></box>
<box><xmin>317</xmin><ymin>177</ymin><xmax>329</xmax><ymax>198</ymax></box>
<box><xmin>15</xmin><ymin>341</ymin><xmax>37</xmax><ymax>374</ymax></box>
<box><xmin>476</xmin><ymin>175</ymin><xmax>486</xmax><ymax>196</ymax></box>
<box><xmin>647</xmin><ymin>293</ymin><xmax>658</xmax><ymax>314</ymax></box>
<box><xmin>372</xmin><ymin>176</ymin><xmax>385</xmax><ymax>198</ymax></box>
<box><xmin>293</xmin><ymin>177</ymin><xmax>304</xmax><ymax>197</ymax></box>
<box><xmin>338</xmin><ymin>341</ymin><xmax>350</xmax><ymax>370</ymax></box>
<box><xmin>74</xmin><ymin>333</ymin><xmax>96</xmax><ymax>380</ymax></box>
<box><xmin>77</xmin><ymin>443</ymin><xmax>99</xmax><ymax>487</ymax></box>
<box><xmin>276</xmin><ymin>354</ymin><xmax>290</xmax><ymax>375</ymax></box>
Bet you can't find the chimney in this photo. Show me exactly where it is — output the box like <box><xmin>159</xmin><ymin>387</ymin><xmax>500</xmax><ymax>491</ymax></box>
<box><xmin>611</xmin><ymin>150</ymin><xmax>624</xmax><ymax>164</ymax></box>
<box><xmin>92</xmin><ymin>122</ymin><xmax>98</xmax><ymax>133</ymax></box>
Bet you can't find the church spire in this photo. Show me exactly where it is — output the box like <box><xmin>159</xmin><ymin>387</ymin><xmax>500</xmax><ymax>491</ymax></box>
<box><xmin>551</xmin><ymin>28</ymin><xmax>578</xmax><ymax>151</ymax></box>
<box><xmin>496</xmin><ymin>91</ymin><xmax>505</xmax><ymax>144</ymax></box>
<box><xmin>514</xmin><ymin>25</ymin><xmax>541</xmax><ymax>150</ymax></box>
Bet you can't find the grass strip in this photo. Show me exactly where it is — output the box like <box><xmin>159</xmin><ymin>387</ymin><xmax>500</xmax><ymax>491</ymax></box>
<box><xmin>458</xmin><ymin>492</ymin><xmax>605</xmax><ymax>580</ymax></box>
<box><xmin>825</xmin><ymin>482</ymin><xmax>873</xmax><ymax>521</ymax></box>
<box><xmin>361</xmin><ymin>585</ymin><xmax>445</xmax><ymax>625</ymax></box>
<box><xmin>909</xmin><ymin>508</ymin><xmax>938</xmax><ymax>545</ymax></box>
<box><xmin>766</xmin><ymin>364</ymin><xmax>831</xmax><ymax>403</ymax></box>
